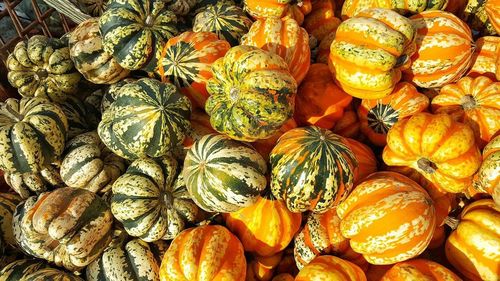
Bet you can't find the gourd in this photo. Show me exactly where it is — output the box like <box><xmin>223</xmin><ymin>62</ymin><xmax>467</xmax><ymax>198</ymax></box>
<box><xmin>341</xmin><ymin>0</ymin><xmax>449</xmax><ymax>19</ymax></box>
<box><xmin>468</xmin><ymin>36</ymin><xmax>500</xmax><ymax>80</ymax></box>
<box><xmin>3</xmin><ymin>165</ymin><xmax>63</xmax><ymax>199</ymax></box>
<box><xmin>380</xmin><ymin>259</ymin><xmax>461</xmax><ymax>281</ymax></box>
<box><xmin>244</xmin><ymin>0</ymin><xmax>312</xmax><ymax>25</ymax></box>
<box><xmin>295</xmin><ymin>255</ymin><xmax>367</xmax><ymax>281</ymax></box>
<box><xmin>22</xmin><ymin>268</ymin><xmax>84</xmax><ymax>281</ymax></box>
<box><xmin>0</xmin><ymin>259</ymin><xmax>49</xmax><ymax>281</ymax></box>
<box><xmin>473</xmin><ymin>135</ymin><xmax>500</xmax><ymax>205</ymax></box>
<box><xmin>0</xmin><ymin>193</ymin><xmax>22</xmax><ymax>248</ymax></box>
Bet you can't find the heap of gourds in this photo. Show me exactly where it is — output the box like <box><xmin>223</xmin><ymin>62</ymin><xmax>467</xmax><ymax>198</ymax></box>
<box><xmin>0</xmin><ymin>0</ymin><xmax>499</xmax><ymax>280</ymax></box>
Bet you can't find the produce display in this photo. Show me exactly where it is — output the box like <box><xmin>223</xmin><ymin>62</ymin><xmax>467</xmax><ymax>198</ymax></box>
<box><xmin>0</xmin><ymin>0</ymin><xmax>499</xmax><ymax>280</ymax></box>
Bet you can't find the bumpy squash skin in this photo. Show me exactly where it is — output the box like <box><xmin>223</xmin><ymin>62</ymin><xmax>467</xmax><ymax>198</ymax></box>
<box><xmin>485</xmin><ymin>0</ymin><xmax>500</xmax><ymax>34</ymax></box>
<box><xmin>468</xmin><ymin>36</ymin><xmax>500</xmax><ymax>80</ymax></box>
<box><xmin>341</xmin><ymin>0</ymin><xmax>448</xmax><ymax>19</ymax></box>
<box><xmin>473</xmin><ymin>135</ymin><xmax>500</xmax><ymax>205</ymax></box>
<box><xmin>244</xmin><ymin>0</ymin><xmax>312</xmax><ymax>25</ymax></box>
<box><xmin>22</xmin><ymin>268</ymin><xmax>84</xmax><ymax>281</ymax></box>
<box><xmin>295</xmin><ymin>255</ymin><xmax>367</xmax><ymax>281</ymax></box>
<box><xmin>380</xmin><ymin>259</ymin><xmax>461</xmax><ymax>281</ymax></box>
<box><xmin>0</xmin><ymin>259</ymin><xmax>49</xmax><ymax>281</ymax></box>
<box><xmin>4</xmin><ymin>165</ymin><xmax>64</xmax><ymax>199</ymax></box>
<box><xmin>0</xmin><ymin>193</ymin><xmax>22</xmax><ymax>249</ymax></box>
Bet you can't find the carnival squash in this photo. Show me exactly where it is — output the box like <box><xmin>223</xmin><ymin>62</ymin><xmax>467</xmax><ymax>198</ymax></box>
<box><xmin>244</xmin><ymin>0</ymin><xmax>312</xmax><ymax>25</ymax></box>
<box><xmin>252</xmin><ymin>118</ymin><xmax>297</xmax><ymax>162</ymax></box>
<box><xmin>468</xmin><ymin>36</ymin><xmax>500</xmax><ymax>80</ymax></box>
<box><xmin>0</xmin><ymin>259</ymin><xmax>49</xmax><ymax>281</ymax></box>
<box><xmin>485</xmin><ymin>0</ymin><xmax>500</xmax><ymax>34</ymax></box>
<box><xmin>0</xmin><ymin>193</ymin><xmax>21</xmax><ymax>249</ymax></box>
<box><xmin>341</xmin><ymin>0</ymin><xmax>448</xmax><ymax>19</ymax></box>
<box><xmin>3</xmin><ymin>165</ymin><xmax>63</xmax><ymax>199</ymax></box>
<box><xmin>462</xmin><ymin>0</ymin><xmax>497</xmax><ymax>36</ymax></box>
<box><xmin>473</xmin><ymin>135</ymin><xmax>500</xmax><ymax>205</ymax></box>
<box><xmin>22</xmin><ymin>268</ymin><xmax>83</xmax><ymax>281</ymax></box>
<box><xmin>60</xmin><ymin>96</ymin><xmax>100</xmax><ymax>140</ymax></box>
<box><xmin>304</xmin><ymin>0</ymin><xmax>341</xmax><ymax>41</ymax></box>
<box><xmin>295</xmin><ymin>255</ymin><xmax>367</xmax><ymax>281</ymax></box>
<box><xmin>380</xmin><ymin>259</ymin><xmax>461</xmax><ymax>281</ymax></box>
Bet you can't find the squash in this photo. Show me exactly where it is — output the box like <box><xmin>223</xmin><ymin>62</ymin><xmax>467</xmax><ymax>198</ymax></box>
<box><xmin>329</xmin><ymin>8</ymin><xmax>416</xmax><ymax>99</ymax></box>
<box><xmin>76</xmin><ymin>0</ymin><xmax>108</xmax><ymax>16</ymax></box>
<box><xmin>274</xmin><ymin>248</ymin><xmax>300</xmax><ymax>277</ymax></box>
<box><xmin>252</xmin><ymin>118</ymin><xmax>298</xmax><ymax>162</ymax></box>
<box><xmin>246</xmin><ymin>253</ymin><xmax>283</xmax><ymax>281</ymax></box>
<box><xmin>159</xmin><ymin>225</ymin><xmax>246</xmax><ymax>281</ymax></box>
<box><xmin>3</xmin><ymin>165</ymin><xmax>63</xmax><ymax>199</ymax></box>
<box><xmin>341</xmin><ymin>0</ymin><xmax>449</xmax><ymax>19</ymax></box>
<box><xmin>462</xmin><ymin>0</ymin><xmax>497</xmax><ymax>36</ymax></box>
<box><xmin>295</xmin><ymin>255</ymin><xmax>367</xmax><ymax>281</ymax></box>
<box><xmin>380</xmin><ymin>259</ymin><xmax>461</xmax><ymax>281</ymax></box>
<box><xmin>100</xmin><ymin>78</ymin><xmax>136</xmax><ymax>113</ymax></box>
<box><xmin>182</xmin><ymin>134</ymin><xmax>267</xmax><ymax>213</ymax></box>
<box><xmin>304</xmin><ymin>0</ymin><xmax>341</xmax><ymax>42</ymax></box>
<box><xmin>99</xmin><ymin>0</ymin><xmax>179</xmax><ymax>70</ymax></box>
<box><xmin>332</xmin><ymin>109</ymin><xmax>361</xmax><ymax>138</ymax></box>
<box><xmin>98</xmin><ymin>78</ymin><xmax>191</xmax><ymax>160</ymax></box>
<box><xmin>193</xmin><ymin>2</ymin><xmax>253</xmax><ymax>47</ymax></box>
<box><xmin>316</xmin><ymin>31</ymin><xmax>336</xmax><ymax>64</ymax></box>
<box><xmin>382</xmin><ymin>112</ymin><xmax>482</xmax><ymax>193</ymax></box>
<box><xmin>182</xmin><ymin>110</ymin><xmax>217</xmax><ymax>149</ymax></box>
<box><xmin>404</xmin><ymin>11</ymin><xmax>474</xmax><ymax>88</ymax></box>
<box><xmin>294</xmin><ymin>63</ymin><xmax>352</xmax><ymax>129</ymax></box>
<box><xmin>157</xmin><ymin>31</ymin><xmax>230</xmax><ymax>109</ymax></box>
<box><xmin>243</xmin><ymin>0</ymin><xmax>312</xmax><ymax>25</ymax></box>
<box><xmin>473</xmin><ymin>135</ymin><xmax>500</xmax><ymax>205</ymax></box>
<box><xmin>0</xmin><ymin>97</ymin><xmax>68</xmax><ymax>174</ymax></box>
<box><xmin>445</xmin><ymin>199</ymin><xmax>500</xmax><ymax>281</ymax></box>
<box><xmin>337</xmin><ymin>172</ymin><xmax>436</xmax><ymax>265</ymax></box>
<box><xmin>0</xmin><ymin>193</ymin><xmax>22</xmax><ymax>249</ymax></box>
<box><xmin>167</xmin><ymin>0</ymin><xmax>197</xmax><ymax>16</ymax></box>
<box><xmin>241</xmin><ymin>17</ymin><xmax>310</xmax><ymax>84</ymax></box>
<box><xmin>358</xmin><ymin>82</ymin><xmax>430</xmax><ymax>146</ymax></box>
<box><xmin>6</xmin><ymin>35</ymin><xmax>81</xmax><ymax>103</ymax></box>
<box><xmin>486</xmin><ymin>0</ymin><xmax>500</xmax><ymax>34</ymax></box>
<box><xmin>22</xmin><ymin>268</ymin><xmax>83</xmax><ymax>281</ymax></box>
<box><xmin>270</xmin><ymin>126</ymin><xmax>357</xmax><ymax>213</ymax></box>
<box><xmin>468</xmin><ymin>36</ymin><xmax>500</xmax><ymax>80</ymax></box>
<box><xmin>345</xmin><ymin>138</ymin><xmax>378</xmax><ymax>184</ymax></box>
<box><xmin>60</xmin><ymin>96</ymin><xmax>100</xmax><ymax>140</ymax></box>
<box><xmin>224</xmin><ymin>191</ymin><xmax>302</xmax><ymax>257</ymax></box>
<box><xmin>205</xmin><ymin>45</ymin><xmax>297</xmax><ymax>142</ymax></box>
<box><xmin>0</xmin><ymin>259</ymin><xmax>49</xmax><ymax>281</ymax></box>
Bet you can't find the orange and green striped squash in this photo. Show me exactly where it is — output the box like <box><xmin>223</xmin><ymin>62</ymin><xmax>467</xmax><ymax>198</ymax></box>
<box><xmin>462</xmin><ymin>0</ymin><xmax>497</xmax><ymax>36</ymax></box>
<box><xmin>337</xmin><ymin>172</ymin><xmax>436</xmax><ymax>265</ymax></box>
<box><xmin>252</xmin><ymin>118</ymin><xmax>298</xmax><ymax>162</ymax></box>
<box><xmin>243</xmin><ymin>0</ymin><xmax>312</xmax><ymax>25</ymax></box>
<box><xmin>295</xmin><ymin>255</ymin><xmax>367</xmax><ymax>281</ymax></box>
<box><xmin>329</xmin><ymin>8</ymin><xmax>416</xmax><ymax>99</ymax></box>
<box><xmin>380</xmin><ymin>259</ymin><xmax>461</xmax><ymax>281</ymax></box>
<box><xmin>345</xmin><ymin>138</ymin><xmax>378</xmax><ymax>184</ymax></box>
<box><xmin>473</xmin><ymin>135</ymin><xmax>500</xmax><ymax>206</ymax></box>
<box><xmin>485</xmin><ymin>0</ymin><xmax>500</xmax><ymax>34</ymax></box>
<box><xmin>341</xmin><ymin>0</ymin><xmax>448</xmax><ymax>19</ymax></box>
<box><xmin>468</xmin><ymin>36</ymin><xmax>500</xmax><ymax>80</ymax></box>
<box><xmin>304</xmin><ymin>0</ymin><xmax>341</xmax><ymax>41</ymax></box>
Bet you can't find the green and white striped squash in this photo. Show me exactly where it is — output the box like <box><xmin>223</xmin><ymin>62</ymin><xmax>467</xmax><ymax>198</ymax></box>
<box><xmin>6</xmin><ymin>35</ymin><xmax>81</xmax><ymax>103</ymax></box>
<box><xmin>182</xmin><ymin>134</ymin><xmax>267</xmax><ymax>213</ymax></box>
<box><xmin>22</xmin><ymin>268</ymin><xmax>84</xmax><ymax>281</ymax></box>
<box><xmin>0</xmin><ymin>193</ymin><xmax>22</xmax><ymax>249</ymax></box>
<box><xmin>270</xmin><ymin>126</ymin><xmax>357</xmax><ymax>213</ymax></box>
<box><xmin>167</xmin><ymin>0</ymin><xmax>197</xmax><ymax>16</ymax></box>
<box><xmin>0</xmin><ymin>98</ymin><xmax>68</xmax><ymax>174</ymax></box>
<box><xmin>3</xmin><ymin>165</ymin><xmax>64</xmax><ymax>199</ymax></box>
<box><xmin>99</xmin><ymin>0</ymin><xmax>179</xmax><ymax>71</ymax></box>
<box><xmin>100</xmin><ymin>78</ymin><xmax>135</xmax><ymax>113</ymax></box>
<box><xmin>60</xmin><ymin>131</ymin><xmax>127</xmax><ymax>193</ymax></box>
<box><xmin>193</xmin><ymin>2</ymin><xmax>253</xmax><ymax>46</ymax></box>
<box><xmin>60</xmin><ymin>96</ymin><xmax>100</xmax><ymax>139</ymax></box>
<box><xmin>0</xmin><ymin>259</ymin><xmax>49</xmax><ymax>281</ymax></box>
<box><xmin>98</xmin><ymin>78</ymin><xmax>191</xmax><ymax>160</ymax></box>
<box><xmin>111</xmin><ymin>155</ymin><xmax>201</xmax><ymax>241</ymax></box>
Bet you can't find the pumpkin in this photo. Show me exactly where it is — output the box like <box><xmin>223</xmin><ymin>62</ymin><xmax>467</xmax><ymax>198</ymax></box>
<box><xmin>6</xmin><ymin>35</ymin><xmax>81</xmax><ymax>103</ymax></box>
<box><xmin>468</xmin><ymin>36</ymin><xmax>500</xmax><ymax>80</ymax></box>
<box><xmin>404</xmin><ymin>11</ymin><xmax>474</xmax><ymax>88</ymax></box>
<box><xmin>445</xmin><ymin>199</ymin><xmax>500</xmax><ymax>281</ymax></box>
<box><xmin>382</xmin><ymin>112</ymin><xmax>482</xmax><ymax>193</ymax></box>
<box><xmin>60</xmin><ymin>96</ymin><xmax>100</xmax><ymax>140</ymax></box>
<box><xmin>341</xmin><ymin>0</ymin><xmax>449</xmax><ymax>19</ymax></box>
<box><xmin>205</xmin><ymin>45</ymin><xmax>297</xmax><ymax>142</ymax></box>
<box><xmin>295</xmin><ymin>255</ymin><xmax>367</xmax><ymax>281</ymax></box>
<box><xmin>22</xmin><ymin>268</ymin><xmax>83</xmax><ymax>281</ymax></box>
<box><xmin>270</xmin><ymin>126</ymin><xmax>357</xmax><ymax>213</ymax></box>
<box><xmin>99</xmin><ymin>0</ymin><xmax>179</xmax><ymax>71</ymax></box>
<box><xmin>473</xmin><ymin>135</ymin><xmax>500</xmax><ymax>204</ymax></box>
<box><xmin>332</xmin><ymin>109</ymin><xmax>361</xmax><ymax>138</ymax></box>
<box><xmin>0</xmin><ymin>97</ymin><xmax>68</xmax><ymax>174</ymax></box>
<box><xmin>304</xmin><ymin>0</ymin><xmax>341</xmax><ymax>42</ymax></box>
<box><xmin>294</xmin><ymin>63</ymin><xmax>352</xmax><ymax>129</ymax></box>
<box><xmin>358</xmin><ymin>82</ymin><xmax>430</xmax><ymax>146</ymax></box>
<box><xmin>380</xmin><ymin>259</ymin><xmax>461</xmax><ymax>281</ymax></box>
<box><xmin>316</xmin><ymin>31</ymin><xmax>336</xmax><ymax>64</ymax></box>
<box><xmin>485</xmin><ymin>0</ymin><xmax>500</xmax><ymax>34</ymax></box>
<box><xmin>0</xmin><ymin>259</ymin><xmax>49</xmax><ymax>281</ymax></box>
<box><xmin>462</xmin><ymin>0</ymin><xmax>497</xmax><ymax>36</ymax></box>
<box><xmin>243</xmin><ymin>0</ymin><xmax>312</xmax><ymax>25</ymax></box>
<box><xmin>193</xmin><ymin>2</ymin><xmax>253</xmax><ymax>47</ymax></box>
<box><xmin>345</xmin><ymin>138</ymin><xmax>378</xmax><ymax>184</ymax></box>
<box><xmin>0</xmin><ymin>193</ymin><xmax>21</xmax><ymax>249</ymax></box>
<box><xmin>3</xmin><ymin>165</ymin><xmax>63</xmax><ymax>199</ymax></box>
<box><xmin>167</xmin><ymin>0</ymin><xmax>197</xmax><ymax>16</ymax></box>
<box><xmin>100</xmin><ymin>78</ymin><xmax>136</xmax><ymax>113</ymax></box>
<box><xmin>252</xmin><ymin>118</ymin><xmax>298</xmax><ymax>162</ymax></box>
<box><xmin>246</xmin><ymin>253</ymin><xmax>283</xmax><ymax>281</ymax></box>
<box><xmin>157</xmin><ymin>31</ymin><xmax>230</xmax><ymax>109</ymax></box>
<box><xmin>329</xmin><ymin>8</ymin><xmax>416</xmax><ymax>99</ymax></box>
<box><xmin>98</xmin><ymin>78</ymin><xmax>191</xmax><ymax>160</ymax></box>
<box><xmin>224</xmin><ymin>191</ymin><xmax>302</xmax><ymax>257</ymax></box>
<box><xmin>159</xmin><ymin>225</ymin><xmax>246</xmax><ymax>281</ymax></box>
<box><xmin>182</xmin><ymin>134</ymin><xmax>267</xmax><ymax>213</ymax></box>
<box><xmin>241</xmin><ymin>17</ymin><xmax>311</xmax><ymax>84</ymax></box>
<box><xmin>13</xmin><ymin>187</ymin><xmax>113</xmax><ymax>271</ymax></box>
<box><xmin>337</xmin><ymin>172</ymin><xmax>436</xmax><ymax>265</ymax></box>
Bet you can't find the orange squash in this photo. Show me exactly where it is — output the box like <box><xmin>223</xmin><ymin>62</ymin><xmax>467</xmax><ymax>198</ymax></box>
<box><xmin>316</xmin><ymin>31</ymin><xmax>336</xmax><ymax>64</ymax></box>
<box><xmin>432</xmin><ymin>76</ymin><xmax>500</xmax><ymax>148</ymax></box>
<box><xmin>365</xmin><ymin>265</ymin><xmax>392</xmax><ymax>281</ymax></box>
<box><xmin>252</xmin><ymin>119</ymin><xmax>298</xmax><ymax>162</ymax></box>
<box><xmin>358</xmin><ymin>82</ymin><xmax>430</xmax><ymax>146</ymax></box>
<box><xmin>382</xmin><ymin>112</ymin><xmax>482</xmax><ymax>193</ymax></box>
<box><xmin>274</xmin><ymin>248</ymin><xmax>300</xmax><ymax>277</ymax></box>
<box><xmin>246</xmin><ymin>253</ymin><xmax>283</xmax><ymax>281</ymax></box>
<box><xmin>159</xmin><ymin>225</ymin><xmax>246</xmax><ymax>281</ymax></box>
<box><xmin>381</xmin><ymin>259</ymin><xmax>461</xmax><ymax>281</ymax></box>
<box><xmin>304</xmin><ymin>0</ymin><xmax>341</xmax><ymax>41</ymax></box>
<box><xmin>345</xmin><ymin>138</ymin><xmax>378</xmax><ymax>184</ymax></box>
<box><xmin>468</xmin><ymin>36</ymin><xmax>500</xmax><ymax>80</ymax></box>
<box><xmin>244</xmin><ymin>0</ymin><xmax>312</xmax><ymax>26</ymax></box>
<box><xmin>341</xmin><ymin>0</ymin><xmax>449</xmax><ymax>19</ymax></box>
<box><xmin>332</xmin><ymin>109</ymin><xmax>361</xmax><ymax>139</ymax></box>
<box><xmin>445</xmin><ymin>199</ymin><xmax>500</xmax><ymax>281</ymax></box>
<box><xmin>473</xmin><ymin>135</ymin><xmax>500</xmax><ymax>206</ymax></box>
<box><xmin>485</xmin><ymin>0</ymin><xmax>500</xmax><ymax>34</ymax></box>
<box><xmin>428</xmin><ymin>225</ymin><xmax>446</xmax><ymax>249</ymax></box>
<box><xmin>295</xmin><ymin>255</ymin><xmax>367</xmax><ymax>281</ymax></box>
<box><xmin>337</xmin><ymin>172</ymin><xmax>436</xmax><ymax>265</ymax></box>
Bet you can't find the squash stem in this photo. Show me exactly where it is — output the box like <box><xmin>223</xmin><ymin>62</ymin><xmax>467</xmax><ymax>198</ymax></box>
<box><xmin>417</xmin><ymin>158</ymin><xmax>436</xmax><ymax>174</ymax></box>
<box><xmin>461</xmin><ymin>95</ymin><xmax>476</xmax><ymax>110</ymax></box>
<box><xmin>444</xmin><ymin>216</ymin><xmax>460</xmax><ymax>230</ymax></box>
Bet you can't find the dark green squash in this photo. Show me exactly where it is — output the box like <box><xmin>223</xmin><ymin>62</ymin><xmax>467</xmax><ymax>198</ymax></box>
<box><xmin>0</xmin><ymin>259</ymin><xmax>49</xmax><ymax>281</ymax></box>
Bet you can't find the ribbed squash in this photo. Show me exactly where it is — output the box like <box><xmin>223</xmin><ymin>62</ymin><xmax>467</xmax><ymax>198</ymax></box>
<box><xmin>486</xmin><ymin>0</ymin><xmax>500</xmax><ymax>34</ymax></box>
<box><xmin>60</xmin><ymin>95</ymin><xmax>100</xmax><ymax>139</ymax></box>
<box><xmin>167</xmin><ymin>0</ymin><xmax>196</xmax><ymax>16</ymax></box>
<box><xmin>193</xmin><ymin>2</ymin><xmax>253</xmax><ymax>46</ymax></box>
<box><xmin>462</xmin><ymin>0</ymin><xmax>497</xmax><ymax>36</ymax></box>
<box><xmin>3</xmin><ymin>165</ymin><xmax>63</xmax><ymax>199</ymax></box>
<box><xmin>6</xmin><ymin>35</ymin><xmax>81</xmax><ymax>103</ymax></box>
<box><xmin>345</xmin><ymin>138</ymin><xmax>378</xmax><ymax>184</ymax></box>
<box><xmin>333</xmin><ymin>109</ymin><xmax>361</xmax><ymax>139</ymax></box>
<box><xmin>0</xmin><ymin>97</ymin><xmax>68</xmax><ymax>174</ymax></box>
<box><xmin>341</xmin><ymin>0</ymin><xmax>448</xmax><ymax>19</ymax></box>
<box><xmin>0</xmin><ymin>193</ymin><xmax>21</xmax><ymax>249</ymax></box>
<box><xmin>182</xmin><ymin>134</ymin><xmax>267</xmax><ymax>213</ymax></box>
<box><xmin>22</xmin><ymin>268</ymin><xmax>83</xmax><ymax>281</ymax></box>
<box><xmin>329</xmin><ymin>8</ymin><xmax>416</xmax><ymax>99</ymax></box>
<box><xmin>381</xmin><ymin>259</ymin><xmax>461</xmax><ymax>281</ymax></box>
<box><xmin>404</xmin><ymin>11</ymin><xmax>474</xmax><ymax>88</ymax></box>
<box><xmin>246</xmin><ymin>253</ymin><xmax>283</xmax><ymax>281</ymax></box>
<box><xmin>242</xmin><ymin>17</ymin><xmax>310</xmax><ymax>84</ymax></box>
<box><xmin>468</xmin><ymin>36</ymin><xmax>500</xmax><ymax>80</ymax></box>
<box><xmin>100</xmin><ymin>78</ymin><xmax>136</xmax><ymax>113</ymax></box>
<box><xmin>159</xmin><ymin>225</ymin><xmax>246</xmax><ymax>281</ymax></box>
<box><xmin>337</xmin><ymin>172</ymin><xmax>436</xmax><ymax>265</ymax></box>
<box><xmin>358</xmin><ymin>82</ymin><xmax>430</xmax><ymax>146</ymax></box>
<box><xmin>205</xmin><ymin>45</ymin><xmax>297</xmax><ymax>142</ymax></box>
<box><xmin>182</xmin><ymin>110</ymin><xmax>217</xmax><ymax>148</ymax></box>
<box><xmin>99</xmin><ymin>0</ymin><xmax>178</xmax><ymax>70</ymax></box>
<box><xmin>304</xmin><ymin>0</ymin><xmax>341</xmax><ymax>41</ymax></box>
<box><xmin>445</xmin><ymin>199</ymin><xmax>500</xmax><ymax>281</ymax></box>
<box><xmin>98</xmin><ymin>78</ymin><xmax>191</xmax><ymax>160</ymax></box>
<box><xmin>252</xmin><ymin>118</ymin><xmax>298</xmax><ymax>162</ymax></box>
<box><xmin>383</xmin><ymin>112</ymin><xmax>482</xmax><ymax>193</ymax></box>
<box><xmin>244</xmin><ymin>0</ymin><xmax>312</xmax><ymax>25</ymax></box>
<box><xmin>316</xmin><ymin>31</ymin><xmax>336</xmax><ymax>64</ymax></box>
<box><xmin>295</xmin><ymin>255</ymin><xmax>367</xmax><ymax>281</ymax></box>
<box><xmin>473</xmin><ymin>135</ymin><xmax>500</xmax><ymax>205</ymax></box>
<box><xmin>270</xmin><ymin>126</ymin><xmax>357</xmax><ymax>213</ymax></box>
<box><xmin>157</xmin><ymin>31</ymin><xmax>230</xmax><ymax>109</ymax></box>
<box><xmin>0</xmin><ymin>259</ymin><xmax>49</xmax><ymax>281</ymax></box>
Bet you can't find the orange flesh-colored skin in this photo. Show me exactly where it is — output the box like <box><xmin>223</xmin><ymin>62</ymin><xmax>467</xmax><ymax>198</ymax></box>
<box><xmin>468</xmin><ymin>36</ymin><xmax>500</xmax><ymax>80</ymax></box>
<box><xmin>473</xmin><ymin>135</ymin><xmax>500</xmax><ymax>196</ymax></box>
<box><xmin>252</xmin><ymin>118</ymin><xmax>298</xmax><ymax>162</ymax></box>
<box><xmin>244</xmin><ymin>0</ymin><xmax>312</xmax><ymax>25</ymax></box>
<box><xmin>295</xmin><ymin>255</ymin><xmax>367</xmax><ymax>281</ymax></box>
<box><xmin>485</xmin><ymin>0</ymin><xmax>500</xmax><ymax>34</ymax></box>
<box><xmin>333</xmin><ymin>110</ymin><xmax>361</xmax><ymax>138</ymax></box>
<box><xmin>345</xmin><ymin>138</ymin><xmax>378</xmax><ymax>184</ymax></box>
<box><xmin>304</xmin><ymin>0</ymin><xmax>341</xmax><ymax>41</ymax></box>
<box><xmin>381</xmin><ymin>259</ymin><xmax>462</xmax><ymax>281</ymax></box>
<box><xmin>246</xmin><ymin>252</ymin><xmax>283</xmax><ymax>281</ymax></box>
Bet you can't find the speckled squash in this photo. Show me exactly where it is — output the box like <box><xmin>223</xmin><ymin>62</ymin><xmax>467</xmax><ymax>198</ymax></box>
<box><xmin>468</xmin><ymin>36</ymin><xmax>500</xmax><ymax>80</ymax></box>
<box><xmin>99</xmin><ymin>0</ymin><xmax>178</xmax><ymax>70</ymax></box>
<box><xmin>252</xmin><ymin>118</ymin><xmax>298</xmax><ymax>162</ymax></box>
<box><xmin>182</xmin><ymin>134</ymin><xmax>267</xmax><ymax>213</ymax></box>
<box><xmin>345</xmin><ymin>138</ymin><xmax>378</xmax><ymax>184</ymax></box>
<box><xmin>404</xmin><ymin>11</ymin><xmax>474</xmax><ymax>88</ymax></box>
<box><xmin>0</xmin><ymin>98</ymin><xmax>68</xmax><ymax>174</ymax></box>
<box><xmin>60</xmin><ymin>96</ymin><xmax>100</xmax><ymax>139</ymax></box>
<box><xmin>100</xmin><ymin>78</ymin><xmax>136</xmax><ymax>113</ymax></box>
<box><xmin>381</xmin><ymin>259</ymin><xmax>461</xmax><ymax>281</ymax></box>
<box><xmin>337</xmin><ymin>172</ymin><xmax>436</xmax><ymax>265</ymax></box>
<box><xmin>0</xmin><ymin>259</ymin><xmax>49</xmax><ymax>281</ymax></box>
<box><xmin>358</xmin><ymin>82</ymin><xmax>430</xmax><ymax>146</ymax></box>
<box><xmin>205</xmin><ymin>45</ymin><xmax>297</xmax><ymax>142</ymax></box>
<box><xmin>22</xmin><ymin>268</ymin><xmax>83</xmax><ymax>281</ymax></box>
<box><xmin>304</xmin><ymin>0</ymin><xmax>341</xmax><ymax>41</ymax></box>
<box><xmin>486</xmin><ymin>0</ymin><xmax>500</xmax><ymax>34</ymax></box>
<box><xmin>473</xmin><ymin>135</ymin><xmax>500</xmax><ymax>205</ymax></box>
<box><xmin>157</xmin><ymin>31</ymin><xmax>230</xmax><ymax>109</ymax></box>
<box><xmin>244</xmin><ymin>0</ymin><xmax>312</xmax><ymax>25</ymax></box>
<box><xmin>167</xmin><ymin>0</ymin><xmax>196</xmax><ymax>15</ymax></box>
<box><xmin>462</xmin><ymin>0</ymin><xmax>497</xmax><ymax>36</ymax></box>
<box><xmin>6</xmin><ymin>35</ymin><xmax>81</xmax><ymax>103</ymax></box>
<box><xmin>329</xmin><ymin>8</ymin><xmax>416</xmax><ymax>99</ymax></box>
<box><xmin>98</xmin><ymin>78</ymin><xmax>191</xmax><ymax>160</ymax></box>
<box><xmin>445</xmin><ymin>199</ymin><xmax>500</xmax><ymax>281</ymax></box>
<box><xmin>0</xmin><ymin>193</ymin><xmax>22</xmax><ymax>249</ymax></box>
<box><xmin>341</xmin><ymin>0</ymin><xmax>448</xmax><ymax>19</ymax></box>
<box><xmin>3</xmin><ymin>165</ymin><xmax>63</xmax><ymax>199</ymax></box>
<box><xmin>383</xmin><ymin>112</ymin><xmax>482</xmax><ymax>193</ymax></box>
<box><xmin>295</xmin><ymin>255</ymin><xmax>367</xmax><ymax>281</ymax></box>
<box><xmin>76</xmin><ymin>0</ymin><xmax>108</xmax><ymax>16</ymax></box>
<box><xmin>159</xmin><ymin>225</ymin><xmax>246</xmax><ymax>281</ymax></box>
<box><xmin>270</xmin><ymin>126</ymin><xmax>357</xmax><ymax>213</ymax></box>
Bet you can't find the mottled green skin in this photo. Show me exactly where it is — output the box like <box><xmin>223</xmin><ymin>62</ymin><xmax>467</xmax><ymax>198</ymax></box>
<box><xmin>0</xmin><ymin>259</ymin><xmax>49</xmax><ymax>281</ymax></box>
<box><xmin>98</xmin><ymin>78</ymin><xmax>191</xmax><ymax>160</ymax></box>
<box><xmin>0</xmin><ymin>193</ymin><xmax>22</xmax><ymax>248</ymax></box>
<box><xmin>23</xmin><ymin>268</ymin><xmax>84</xmax><ymax>281</ymax></box>
<box><xmin>4</xmin><ymin>165</ymin><xmax>64</xmax><ymax>199</ymax></box>
<box><xmin>100</xmin><ymin>78</ymin><xmax>136</xmax><ymax>113</ymax></box>
<box><xmin>60</xmin><ymin>96</ymin><xmax>99</xmax><ymax>139</ymax></box>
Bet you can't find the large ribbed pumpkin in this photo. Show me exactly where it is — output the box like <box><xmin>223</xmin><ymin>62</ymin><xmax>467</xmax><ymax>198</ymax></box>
<box><xmin>270</xmin><ymin>126</ymin><xmax>357</xmax><ymax>213</ymax></box>
<box><xmin>304</xmin><ymin>0</ymin><xmax>341</xmax><ymax>42</ymax></box>
<box><xmin>404</xmin><ymin>11</ymin><xmax>474</xmax><ymax>88</ymax></box>
<box><xmin>381</xmin><ymin>259</ymin><xmax>461</xmax><ymax>281</ymax></box>
<box><xmin>329</xmin><ymin>8</ymin><xmax>416</xmax><ymax>99</ymax></box>
<box><xmin>468</xmin><ymin>36</ymin><xmax>500</xmax><ymax>80</ymax></box>
<box><xmin>295</xmin><ymin>255</ymin><xmax>367</xmax><ymax>281</ymax></box>
<box><xmin>337</xmin><ymin>172</ymin><xmax>436</xmax><ymax>265</ymax></box>
<box><xmin>0</xmin><ymin>193</ymin><xmax>21</xmax><ymax>249</ymax></box>
<box><xmin>0</xmin><ymin>259</ymin><xmax>49</xmax><ymax>281</ymax></box>
<box><xmin>473</xmin><ymin>135</ymin><xmax>500</xmax><ymax>205</ymax></box>
<box><xmin>341</xmin><ymin>0</ymin><xmax>448</xmax><ymax>19</ymax></box>
<box><xmin>244</xmin><ymin>0</ymin><xmax>312</xmax><ymax>25</ymax></box>
<box><xmin>485</xmin><ymin>0</ymin><xmax>500</xmax><ymax>34</ymax></box>
<box><xmin>159</xmin><ymin>225</ymin><xmax>246</xmax><ymax>281</ymax></box>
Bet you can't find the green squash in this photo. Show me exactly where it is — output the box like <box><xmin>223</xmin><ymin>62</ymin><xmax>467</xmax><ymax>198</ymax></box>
<box><xmin>167</xmin><ymin>0</ymin><xmax>197</xmax><ymax>16</ymax></box>
<box><xmin>0</xmin><ymin>259</ymin><xmax>49</xmax><ymax>281</ymax></box>
<box><xmin>462</xmin><ymin>0</ymin><xmax>497</xmax><ymax>36</ymax></box>
<box><xmin>60</xmin><ymin>96</ymin><xmax>100</xmax><ymax>139</ymax></box>
<box><xmin>98</xmin><ymin>78</ymin><xmax>191</xmax><ymax>160</ymax></box>
<box><xmin>0</xmin><ymin>193</ymin><xmax>22</xmax><ymax>248</ymax></box>
<box><xmin>22</xmin><ymin>268</ymin><xmax>84</xmax><ymax>281</ymax></box>
<box><xmin>3</xmin><ymin>165</ymin><xmax>63</xmax><ymax>199</ymax></box>
<box><xmin>100</xmin><ymin>78</ymin><xmax>135</xmax><ymax>113</ymax></box>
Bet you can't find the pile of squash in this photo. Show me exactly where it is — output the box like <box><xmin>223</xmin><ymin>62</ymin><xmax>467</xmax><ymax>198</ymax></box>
<box><xmin>0</xmin><ymin>0</ymin><xmax>499</xmax><ymax>280</ymax></box>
